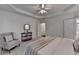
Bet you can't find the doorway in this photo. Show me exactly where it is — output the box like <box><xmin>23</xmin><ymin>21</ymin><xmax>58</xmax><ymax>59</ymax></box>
<box><xmin>37</xmin><ymin>22</ymin><xmax>46</xmax><ymax>37</ymax></box>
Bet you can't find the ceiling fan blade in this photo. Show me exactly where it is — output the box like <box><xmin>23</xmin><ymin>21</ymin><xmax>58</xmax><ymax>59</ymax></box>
<box><xmin>45</xmin><ymin>8</ymin><xmax>51</xmax><ymax>10</ymax></box>
<box><xmin>45</xmin><ymin>8</ymin><xmax>51</xmax><ymax>11</ymax></box>
<box><xmin>33</xmin><ymin>5</ymin><xmax>41</xmax><ymax>11</ymax></box>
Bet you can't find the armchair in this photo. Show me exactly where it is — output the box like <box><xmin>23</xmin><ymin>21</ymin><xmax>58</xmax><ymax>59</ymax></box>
<box><xmin>0</xmin><ymin>32</ymin><xmax>21</xmax><ymax>53</ymax></box>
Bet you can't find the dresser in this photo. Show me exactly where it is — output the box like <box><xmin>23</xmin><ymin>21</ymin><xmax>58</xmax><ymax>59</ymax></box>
<box><xmin>21</xmin><ymin>32</ymin><xmax>32</xmax><ymax>41</ymax></box>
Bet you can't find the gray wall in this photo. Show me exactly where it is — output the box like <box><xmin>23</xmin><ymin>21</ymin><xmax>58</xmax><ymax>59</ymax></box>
<box><xmin>0</xmin><ymin>11</ymin><xmax>38</xmax><ymax>40</ymax></box>
<box><xmin>46</xmin><ymin>13</ymin><xmax>75</xmax><ymax>37</ymax></box>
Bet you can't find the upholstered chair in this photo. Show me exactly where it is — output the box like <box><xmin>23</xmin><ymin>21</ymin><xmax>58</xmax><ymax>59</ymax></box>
<box><xmin>0</xmin><ymin>32</ymin><xmax>21</xmax><ymax>53</ymax></box>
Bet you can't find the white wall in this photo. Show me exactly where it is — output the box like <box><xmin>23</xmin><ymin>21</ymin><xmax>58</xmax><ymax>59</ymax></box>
<box><xmin>46</xmin><ymin>17</ymin><xmax>63</xmax><ymax>37</ymax></box>
<box><xmin>37</xmin><ymin>22</ymin><xmax>41</xmax><ymax>37</ymax></box>
<box><xmin>46</xmin><ymin>13</ymin><xmax>75</xmax><ymax>37</ymax></box>
<box><xmin>0</xmin><ymin>11</ymin><xmax>38</xmax><ymax>40</ymax></box>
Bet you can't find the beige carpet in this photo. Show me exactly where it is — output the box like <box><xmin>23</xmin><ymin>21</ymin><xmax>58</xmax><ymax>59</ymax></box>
<box><xmin>0</xmin><ymin>39</ymin><xmax>36</xmax><ymax>55</ymax></box>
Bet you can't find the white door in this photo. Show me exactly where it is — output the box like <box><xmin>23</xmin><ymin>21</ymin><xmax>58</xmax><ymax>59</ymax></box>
<box><xmin>64</xmin><ymin>19</ymin><xmax>76</xmax><ymax>39</ymax></box>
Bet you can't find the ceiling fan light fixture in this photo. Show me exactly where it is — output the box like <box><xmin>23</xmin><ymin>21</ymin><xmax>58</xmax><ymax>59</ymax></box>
<box><xmin>39</xmin><ymin>9</ymin><xmax>47</xmax><ymax>14</ymax></box>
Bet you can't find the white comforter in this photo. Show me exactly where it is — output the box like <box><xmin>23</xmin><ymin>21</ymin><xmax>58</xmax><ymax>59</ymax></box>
<box><xmin>25</xmin><ymin>36</ymin><xmax>74</xmax><ymax>55</ymax></box>
<box><xmin>38</xmin><ymin>37</ymin><xmax>74</xmax><ymax>55</ymax></box>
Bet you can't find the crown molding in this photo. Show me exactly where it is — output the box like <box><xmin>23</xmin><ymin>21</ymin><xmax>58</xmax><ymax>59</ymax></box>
<box><xmin>8</xmin><ymin>4</ymin><xmax>77</xmax><ymax>19</ymax></box>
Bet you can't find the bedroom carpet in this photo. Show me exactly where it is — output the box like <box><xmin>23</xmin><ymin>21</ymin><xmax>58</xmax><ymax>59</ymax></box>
<box><xmin>0</xmin><ymin>39</ymin><xmax>36</xmax><ymax>55</ymax></box>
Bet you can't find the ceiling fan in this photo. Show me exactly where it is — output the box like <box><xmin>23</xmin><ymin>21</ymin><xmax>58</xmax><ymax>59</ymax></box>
<box><xmin>34</xmin><ymin>4</ymin><xmax>51</xmax><ymax>15</ymax></box>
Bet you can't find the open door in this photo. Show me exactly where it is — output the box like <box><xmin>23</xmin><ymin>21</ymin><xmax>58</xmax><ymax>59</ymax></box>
<box><xmin>37</xmin><ymin>22</ymin><xmax>46</xmax><ymax>37</ymax></box>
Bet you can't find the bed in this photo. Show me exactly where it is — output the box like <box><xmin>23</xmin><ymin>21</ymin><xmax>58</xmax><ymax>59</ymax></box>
<box><xmin>25</xmin><ymin>36</ymin><xmax>75</xmax><ymax>55</ymax></box>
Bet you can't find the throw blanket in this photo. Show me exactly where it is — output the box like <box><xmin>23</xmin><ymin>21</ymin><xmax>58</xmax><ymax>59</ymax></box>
<box><xmin>25</xmin><ymin>36</ymin><xmax>55</xmax><ymax>55</ymax></box>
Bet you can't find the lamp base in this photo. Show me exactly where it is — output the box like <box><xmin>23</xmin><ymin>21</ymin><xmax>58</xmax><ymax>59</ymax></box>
<box><xmin>24</xmin><ymin>30</ymin><xmax>28</xmax><ymax>33</ymax></box>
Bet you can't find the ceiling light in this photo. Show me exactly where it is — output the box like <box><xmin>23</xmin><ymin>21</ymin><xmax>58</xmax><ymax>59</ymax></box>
<box><xmin>39</xmin><ymin>9</ymin><xmax>47</xmax><ymax>14</ymax></box>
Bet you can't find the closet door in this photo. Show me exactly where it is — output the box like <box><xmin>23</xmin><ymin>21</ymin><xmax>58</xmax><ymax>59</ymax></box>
<box><xmin>64</xmin><ymin>19</ymin><xmax>76</xmax><ymax>39</ymax></box>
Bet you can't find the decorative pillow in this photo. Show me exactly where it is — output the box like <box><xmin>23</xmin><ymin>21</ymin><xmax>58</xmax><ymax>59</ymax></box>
<box><xmin>5</xmin><ymin>35</ymin><xmax>13</xmax><ymax>42</ymax></box>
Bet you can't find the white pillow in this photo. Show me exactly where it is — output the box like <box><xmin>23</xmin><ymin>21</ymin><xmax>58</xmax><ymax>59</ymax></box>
<box><xmin>5</xmin><ymin>35</ymin><xmax>13</xmax><ymax>42</ymax></box>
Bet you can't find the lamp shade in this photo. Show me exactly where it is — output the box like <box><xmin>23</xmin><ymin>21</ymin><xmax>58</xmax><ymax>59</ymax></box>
<box><xmin>24</xmin><ymin>24</ymin><xmax>30</xmax><ymax>30</ymax></box>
